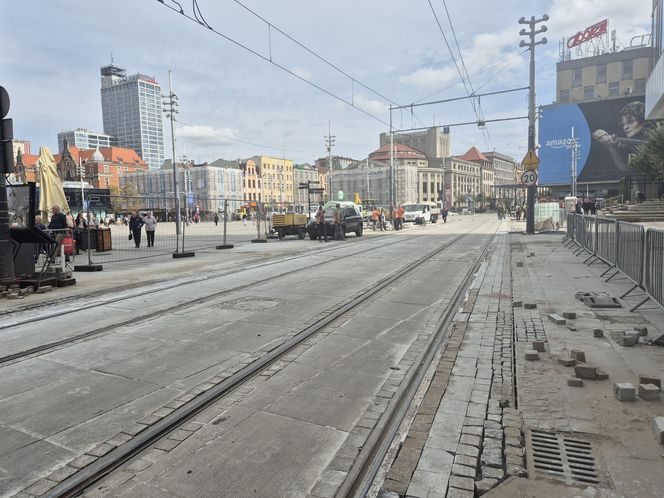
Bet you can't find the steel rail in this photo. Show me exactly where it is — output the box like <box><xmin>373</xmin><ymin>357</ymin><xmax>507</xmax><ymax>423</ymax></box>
<box><xmin>0</xmin><ymin>231</ymin><xmax>403</xmax><ymax>326</ymax></box>
<box><xmin>44</xmin><ymin>231</ymin><xmax>476</xmax><ymax>498</ymax></box>
<box><xmin>0</xmin><ymin>234</ymin><xmax>424</xmax><ymax>365</ymax></box>
<box><xmin>337</xmin><ymin>230</ymin><xmax>497</xmax><ymax>497</ymax></box>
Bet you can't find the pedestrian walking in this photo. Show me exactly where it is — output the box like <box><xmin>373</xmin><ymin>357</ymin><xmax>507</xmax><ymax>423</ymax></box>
<box><xmin>128</xmin><ymin>211</ymin><xmax>145</xmax><ymax>248</ymax></box>
<box><xmin>316</xmin><ymin>206</ymin><xmax>328</xmax><ymax>242</ymax></box>
<box><xmin>144</xmin><ymin>211</ymin><xmax>158</xmax><ymax>247</ymax></box>
<box><xmin>379</xmin><ymin>208</ymin><xmax>386</xmax><ymax>231</ymax></box>
<box><xmin>334</xmin><ymin>203</ymin><xmax>344</xmax><ymax>240</ymax></box>
<box><xmin>47</xmin><ymin>205</ymin><xmax>70</xmax><ymax>262</ymax></box>
<box><xmin>74</xmin><ymin>212</ymin><xmax>87</xmax><ymax>255</ymax></box>
<box><xmin>441</xmin><ymin>206</ymin><xmax>448</xmax><ymax>223</ymax></box>
<box><xmin>214</xmin><ymin>213</ymin><xmax>219</xmax><ymax>226</ymax></box>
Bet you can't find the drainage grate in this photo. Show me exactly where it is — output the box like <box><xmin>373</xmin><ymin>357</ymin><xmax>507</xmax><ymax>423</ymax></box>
<box><xmin>526</xmin><ymin>430</ymin><xmax>600</xmax><ymax>486</ymax></box>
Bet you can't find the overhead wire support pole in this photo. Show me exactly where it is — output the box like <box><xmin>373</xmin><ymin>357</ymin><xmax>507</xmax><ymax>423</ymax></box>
<box><xmin>163</xmin><ymin>70</ymin><xmax>181</xmax><ymax>253</ymax></box>
<box><xmin>389</xmin><ymin>107</ymin><xmax>394</xmax><ymax>211</ymax></box>
<box><xmin>519</xmin><ymin>14</ymin><xmax>548</xmax><ymax>235</ymax></box>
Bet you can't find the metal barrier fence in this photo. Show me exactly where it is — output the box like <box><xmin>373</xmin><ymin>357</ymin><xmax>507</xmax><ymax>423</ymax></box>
<box><xmin>642</xmin><ymin>229</ymin><xmax>664</xmax><ymax>310</ymax></box>
<box><xmin>562</xmin><ymin>213</ymin><xmax>660</xmax><ymax>311</ymax></box>
<box><xmin>573</xmin><ymin>213</ymin><xmax>585</xmax><ymax>250</ymax></box>
<box><xmin>614</xmin><ymin>222</ymin><xmax>645</xmax><ymax>290</ymax></box>
<box><xmin>595</xmin><ymin>217</ymin><xmax>617</xmax><ymax>266</ymax></box>
<box><xmin>566</xmin><ymin>213</ymin><xmax>574</xmax><ymax>240</ymax></box>
<box><xmin>581</xmin><ymin>216</ymin><xmax>596</xmax><ymax>257</ymax></box>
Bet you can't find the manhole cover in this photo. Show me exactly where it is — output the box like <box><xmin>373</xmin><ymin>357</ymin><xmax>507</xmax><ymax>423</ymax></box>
<box><xmin>213</xmin><ymin>297</ymin><xmax>283</xmax><ymax>311</ymax></box>
<box><xmin>526</xmin><ymin>430</ymin><xmax>601</xmax><ymax>486</ymax></box>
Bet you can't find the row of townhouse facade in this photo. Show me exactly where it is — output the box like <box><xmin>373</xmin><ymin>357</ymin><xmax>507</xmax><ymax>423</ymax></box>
<box><xmin>115</xmin><ymin>146</ymin><xmax>518</xmax><ymax>213</ymax></box>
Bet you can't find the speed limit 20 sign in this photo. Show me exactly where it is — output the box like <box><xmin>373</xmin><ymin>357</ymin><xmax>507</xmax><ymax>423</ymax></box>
<box><xmin>521</xmin><ymin>170</ymin><xmax>538</xmax><ymax>186</ymax></box>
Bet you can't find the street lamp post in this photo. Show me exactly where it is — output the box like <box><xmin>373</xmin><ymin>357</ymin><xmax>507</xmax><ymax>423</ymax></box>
<box><xmin>519</xmin><ymin>14</ymin><xmax>548</xmax><ymax>234</ymax></box>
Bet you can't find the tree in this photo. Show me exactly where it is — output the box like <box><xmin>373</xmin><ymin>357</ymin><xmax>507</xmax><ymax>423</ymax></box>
<box><xmin>109</xmin><ymin>183</ymin><xmax>141</xmax><ymax>213</ymax></box>
<box><xmin>630</xmin><ymin>125</ymin><xmax>664</xmax><ymax>177</ymax></box>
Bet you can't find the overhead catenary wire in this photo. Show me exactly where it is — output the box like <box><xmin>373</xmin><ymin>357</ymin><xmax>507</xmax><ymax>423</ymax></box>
<box><xmin>425</xmin><ymin>0</ymin><xmax>492</xmax><ymax>148</ymax></box>
<box><xmin>231</xmin><ymin>0</ymin><xmax>432</xmax><ymax>132</ymax></box>
<box><xmin>412</xmin><ymin>49</ymin><xmax>529</xmax><ymax>105</ymax></box>
<box><xmin>441</xmin><ymin>0</ymin><xmax>493</xmax><ymax>148</ymax></box>
<box><xmin>155</xmin><ymin>0</ymin><xmax>391</xmax><ymax>127</ymax></box>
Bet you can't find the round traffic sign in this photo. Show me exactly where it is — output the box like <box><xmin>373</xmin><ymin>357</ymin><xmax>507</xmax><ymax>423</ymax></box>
<box><xmin>521</xmin><ymin>170</ymin><xmax>538</xmax><ymax>186</ymax></box>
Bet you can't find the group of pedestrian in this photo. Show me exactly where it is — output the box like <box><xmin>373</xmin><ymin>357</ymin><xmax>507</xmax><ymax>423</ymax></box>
<box><xmin>128</xmin><ymin>211</ymin><xmax>158</xmax><ymax>248</ymax></box>
<box><xmin>371</xmin><ymin>207</ymin><xmax>388</xmax><ymax>231</ymax></box>
<box><xmin>514</xmin><ymin>205</ymin><xmax>526</xmax><ymax>221</ymax></box>
<box><xmin>574</xmin><ymin>198</ymin><xmax>597</xmax><ymax>215</ymax></box>
<box><xmin>392</xmin><ymin>205</ymin><xmax>405</xmax><ymax>230</ymax></box>
<box><xmin>315</xmin><ymin>203</ymin><xmax>346</xmax><ymax>242</ymax></box>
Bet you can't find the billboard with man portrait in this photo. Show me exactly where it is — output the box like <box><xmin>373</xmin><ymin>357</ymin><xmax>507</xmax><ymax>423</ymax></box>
<box><xmin>538</xmin><ymin>96</ymin><xmax>659</xmax><ymax>185</ymax></box>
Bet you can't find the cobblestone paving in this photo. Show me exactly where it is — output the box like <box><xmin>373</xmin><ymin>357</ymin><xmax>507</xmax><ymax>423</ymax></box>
<box><xmin>381</xmin><ymin>229</ymin><xmax>527</xmax><ymax>498</ymax></box>
<box><xmin>515</xmin><ymin>316</ymin><xmax>547</xmax><ymax>343</ymax></box>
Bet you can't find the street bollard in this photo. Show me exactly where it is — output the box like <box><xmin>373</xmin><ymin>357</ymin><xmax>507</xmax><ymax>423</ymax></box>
<box><xmin>173</xmin><ymin>204</ymin><xmax>195</xmax><ymax>258</ymax></box>
<box><xmin>74</xmin><ymin>214</ymin><xmax>103</xmax><ymax>272</ymax></box>
<box><xmin>252</xmin><ymin>202</ymin><xmax>267</xmax><ymax>243</ymax></box>
<box><xmin>217</xmin><ymin>199</ymin><xmax>234</xmax><ymax>249</ymax></box>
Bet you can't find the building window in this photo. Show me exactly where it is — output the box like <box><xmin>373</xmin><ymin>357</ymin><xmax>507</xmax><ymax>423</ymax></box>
<box><xmin>560</xmin><ymin>89</ymin><xmax>570</xmax><ymax>103</ymax></box>
<box><xmin>583</xmin><ymin>86</ymin><xmax>594</xmax><ymax>100</ymax></box>
<box><xmin>634</xmin><ymin>78</ymin><xmax>646</xmax><ymax>94</ymax></box>
<box><xmin>622</xmin><ymin>60</ymin><xmax>633</xmax><ymax>80</ymax></box>
<box><xmin>596</xmin><ymin>64</ymin><xmax>607</xmax><ymax>84</ymax></box>
<box><xmin>609</xmin><ymin>82</ymin><xmax>620</xmax><ymax>96</ymax></box>
<box><xmin>572</xmin><ymin>68</ymin><xmax>582</xmax><ymax>87</ymax></box>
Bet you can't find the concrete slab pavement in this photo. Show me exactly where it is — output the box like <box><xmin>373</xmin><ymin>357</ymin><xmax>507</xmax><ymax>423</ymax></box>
<box><xmin>380</xmin><ymin>219</ymin><xmax>664</xmax><ymax>497</ymax></box>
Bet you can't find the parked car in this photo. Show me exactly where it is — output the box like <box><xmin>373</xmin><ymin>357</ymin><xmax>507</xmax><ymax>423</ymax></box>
<box><xmin>402</xmin><ymin>202</ymin><xmax>434</xmax><ymax>224</ymax></box>
<box><xmin>307</xmin><ymin>202</ymin><xmax>363</xmax><ymax>239</ymax></box>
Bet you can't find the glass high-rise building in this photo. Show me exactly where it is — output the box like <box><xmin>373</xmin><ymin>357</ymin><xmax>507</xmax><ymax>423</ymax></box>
<box><xmin>100</xmin><ymin>63</ymin><xmax>165</xmax><ymax>170</ymax></box>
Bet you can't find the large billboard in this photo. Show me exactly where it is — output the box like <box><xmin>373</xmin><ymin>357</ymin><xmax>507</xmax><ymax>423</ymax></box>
<box><xmin>539</xmin><ymin>96</ymin><xmax>656</xmax><ymax>184</ymax></box>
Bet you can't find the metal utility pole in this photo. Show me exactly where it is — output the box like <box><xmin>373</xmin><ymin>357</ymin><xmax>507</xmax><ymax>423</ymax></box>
<box><xmin>568</xmin><ymin>127</ymin><xmax>579</xmax><ymax>197</ymax></box>
<box><xmin>389</xmin><ymin>107</ymin><xmax>394</xmax><ymax>210</ymax></box>
<box><xmin>163</xmin><ymin>70</ymin><xmax>181</xmax><ymax>251</ymax></box>
<box><xmin>163</xmin><ymin>71</ymin><xmax>194</xmax><ymax>258</ymax></box>
<box><xmin>519</xmin><ymin>14</ymin><xmax>548</xmax><ymax>234</ymax></box>
<box><xmin>325</xmin><ymin>122</ymin><xmax>335</xmax><ymax>202</ymax></box>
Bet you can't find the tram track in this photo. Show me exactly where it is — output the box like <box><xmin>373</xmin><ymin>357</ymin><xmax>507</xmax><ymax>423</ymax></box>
<box><xmin>0</xmin><ymin>232</ymin><xmax>405</xmax><ymax>326</ymax></box>
<box><xmin>38</xmin><ymin>226</ymin><xmax>490</xmax><ymax>498</ymax></box>
<box><xmin>0</xmin><ymin>233</ymin><xmax>427</xmax><ymax>366</ymax></box>
<box><xmin>338</xmin><ymin>230</ymin><xmax>496</xmax><ymax>497</ymax></box>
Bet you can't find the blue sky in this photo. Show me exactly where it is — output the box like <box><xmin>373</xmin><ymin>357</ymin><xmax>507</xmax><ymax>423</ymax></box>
<box><xmin>0</xmin><ymin>0</ymin><xmax>652</xmax><ymax>164</ymax></box>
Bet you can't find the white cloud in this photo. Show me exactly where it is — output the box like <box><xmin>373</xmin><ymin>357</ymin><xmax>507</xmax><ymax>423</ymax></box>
<box><xmin>291</xmin><ymin>66</ymin><xmax>312</xmax><ymax>81</ymax></box>
<box><xmin>353</xmin><ymin>94</ymin><xmax>388</xmax><ymax>115</ymax></box>
<box><xmin>176</xmin><ymin>124</ymin><xmax>238</xmax><ymax>147</ymax></box>
<box><xmin>399</xmin><ymin>66</ymin><xmax>460</xmax><ymax>90</ymax></box>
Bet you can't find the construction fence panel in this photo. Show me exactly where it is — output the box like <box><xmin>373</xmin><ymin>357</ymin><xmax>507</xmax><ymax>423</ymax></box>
<box><xmin>566</xmin><ymin>213</ymin><xmax>575</xmax><ymax>240</ymax></box>
<box><xmin>582</xmin><ymin>215</ymin><xmax>596</xmax><ymax>253</ymax></box>
<box><xmin>643</xmin><ymin>228</ymin><xmax>664</xmax><ymax>307</ymax></box>
<box><xmin>616</xmin><ymin>222</ymin><xmax>645</xmax><ymax>288</ymax></box>
<box><xmin>573</xmin><ymin>214</ymin><xmax>585</xmax><ymax>247</ymax></box>
<box><xmin>595</xmin><ymin>217</ymin><xmax>617</xmax><ymax>266</ymax></box>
